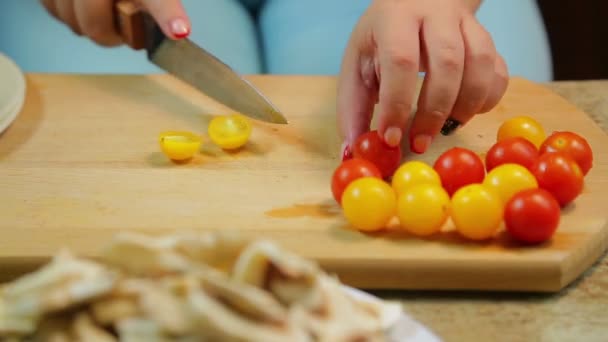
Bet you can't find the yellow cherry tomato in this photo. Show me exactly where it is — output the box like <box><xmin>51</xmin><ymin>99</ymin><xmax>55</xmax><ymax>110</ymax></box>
<box><xmin>159</xmin><ymin>131</ymin><xmax>202</xmax><ymax>161</ymax></box>
<box><xmin>482</xmin><ymin>163</ymin><xmax>538</xmax><ymax>205</ymax></box>
<box><xmin>208</xmin><ymin>114</ymin><xmax>252</xmax><ymax>150</ymax></box>
<box><xmin>342</xmin><ymin>177</ymin><xmax>397</xmax><ymax>232</ymax></box>
<box><xmin>397</xmin><ymin>183</ymin><xmax>450</xmax><ymax>236</ymax></box>
<box><xmin>451</xmin><ymin>184</ymin><xmax>503</xmax><ymax>241</ymax></box>
<box><xmin>391</xmin><ymin>161</ymin><xmax>442</xmax><ymax>196</ymax></box>
<box><xmin>497</xmin><ymin>115</ymin><xmax>546</xmax><ymax>148</ymax></box>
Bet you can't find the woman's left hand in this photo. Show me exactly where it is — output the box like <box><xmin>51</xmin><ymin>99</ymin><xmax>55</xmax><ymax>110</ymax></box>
<box><xmin>337</xmin><ymin>0</ymin><xmax>509</xmax><ymax>156</ymax></box>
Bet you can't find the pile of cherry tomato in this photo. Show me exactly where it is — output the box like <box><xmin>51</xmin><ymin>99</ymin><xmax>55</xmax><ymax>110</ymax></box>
<box><xmin>332</xmin><ymin>115</ymin><xmax>594</xmax><ymax>244</ymax></box>
<box><xmin>159</xmin><ymin>114</ymin><xmax>252</xmax><ymax>162</ymax></box>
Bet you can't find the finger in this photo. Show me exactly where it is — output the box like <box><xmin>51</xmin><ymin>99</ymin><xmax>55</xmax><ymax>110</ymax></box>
<box><xmin>337</xmin><ymin>36</ymin><xmax>377</xmax><ymax>152</ymax></box>
<box><xmin>55</xmin><ymin>0</ymin><xmax>81</xmax><ymax>35</ymax></box>
<box><xmin>409</xmin><ymin>15</ymin><xmax>465</xmax><ymax>154</ymax></box>
<box><xmin>139</xmin><ymin>0</ymin><xmax>191</xmax><ymax>39</ymax></box>
<box><xmin>74</xmin><ymin>0</ymin><xmax>123</xmax><ymax>46</ymax></box>
<box><xmin>449</xmin><ymin>16</ymin><xmax>496</xmax><ymax>124</ymax></box>
<box><xmin>480</xmin><ymin>54</ymin><xmax>509</xmax><ymax>113</ymax></box>
<box><xmin>40</xmin><ymin>0</ymin><xmax>59</xmax><ymax>19</ymax></box>
<box><xmin>375</xmin><ymin>17</ymin><xmax>421</xmax><ymax>147</ymax></box>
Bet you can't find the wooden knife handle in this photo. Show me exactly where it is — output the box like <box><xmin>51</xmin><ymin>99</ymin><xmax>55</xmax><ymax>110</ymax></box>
<box><xmin>115</xmin><ymin>0</ymin><xmax>147</xmax><ymax>50</ymax></box>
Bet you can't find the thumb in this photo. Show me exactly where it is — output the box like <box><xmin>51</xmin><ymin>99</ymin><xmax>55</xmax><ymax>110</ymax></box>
<box><xmin>337</xmin><ymin>49</ymin><xmax>377</xmax><ymax>157</ymax></box>
<box><xmin>139</xmin><ymin>0</ymin><xmax>190</xmax><ymax>39</ymax></box>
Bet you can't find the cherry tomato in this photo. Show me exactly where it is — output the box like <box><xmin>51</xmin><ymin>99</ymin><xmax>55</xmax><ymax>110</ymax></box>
<box><xmin>331</xmin><ymin>158</ymin><xmax>382</xmax><ymax>204</ymax></box>
<box><xmin>531</xmin><ymin>152</ymin><xmax>584</xmax><ymax>207</ymax></box>
<box><xmin>352</xmin><ymin>130</ymin><xmax>402</xmax><ymax>179</ymax></box>
<box><xmin>497</xmin><ymin>115</ymin><xmax>546</xmax><ymax>148</ymax></box>
<box><xmin>433</xmin><ymin>147</ymin><xmax>486</xmax><ymax>196</ymax></box>
<box><xmin>208</xmin><ymin>114</ymin><xmax>252</xmax><ymax>150</ymax></box>
<box><xmin>504</xmin><ymin>188</ymin><xmax>561</xmax><ymax>244</ymax></box>
<box><xmin>451</xmin><ymin>184</ymin><xmax>503</xmax><ymax>241</ymax></box>
<box><xmin>391</xmin><ymin>161</ymin><xmax>441</xmax><ymax>196</ymax></box>
<box><xmin>485</xmin><ymin>137</ymin><xmax>539</xmax><ymax>172</ymax></box>
<box><xmin>159</xmin><ymin>131</ymin><xmax>202</xmax><ymax>161</ymax></box>
<box><xmin>341</xmin><ymin>177</ymin><xmax>397</xmax><ymax>232</ymax></box>
<box><xmin>482</xmin><ymin>163</ymin><xmax>538</xmax><ymax>205</ymax></box>
<box><xmin>539</xmin><ymin>131</ymin><xmax>593</xmax><ymax>175</ymax></box>
<box><xmin>397</xmin><ymin>184</ymin><xmax>450</xmax><ymax>236</ymax></box>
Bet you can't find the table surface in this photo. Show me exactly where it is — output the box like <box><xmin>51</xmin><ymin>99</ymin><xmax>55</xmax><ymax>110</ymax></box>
<box><xmin>370</xmin><ymin>80</ymin><xmax>608</xmax><ymax>342</ymax></box>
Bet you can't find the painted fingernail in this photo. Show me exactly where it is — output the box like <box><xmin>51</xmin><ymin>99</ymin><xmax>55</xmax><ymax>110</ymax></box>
<box><xmin>170</xmin><ymin>18</ymin><xmax>190</xmax><ymax>39</ymax></box>
<box><xmin>341</xmin><ymin>142</ymin><xmax>353</xmax><ymax>161</ymax></box>
<box><xmin>383</xmin><ymin>126</ymin><xmax>403</xmax><ymax>147</ymax></box>
<box><xmin>440</xmin><ymin>118</ymin><xmax>461</xmax><ymax>136</ymax></box>
<box><xmin>411</xmin><ymin>134</ymin><xmax>432</xmax><ymax>154</ymax></box>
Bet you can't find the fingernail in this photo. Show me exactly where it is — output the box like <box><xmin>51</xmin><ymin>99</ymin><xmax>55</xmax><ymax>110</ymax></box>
<box><xmin>411</xmin><ymin>134</ymin><xmax>432</xmax><ymax>154</ymax></box>
<box><xmin>170</xmin><ymin>18</ymin><xmax>190</xmax><ymax>39</ymax></box>
<box><xmin>383</xmin><ymin>126</ymin><xmax>402</xmax><ymax>147</ymax></box>
<box><xmin>341</xmin><ymin>142</ymin><xmax>353</xmax><ymax>161</ymax></box>
<box><xmin>440</xmin><ymin>118</ymin><xmax>461</xmax><ymax>136</ymax></box>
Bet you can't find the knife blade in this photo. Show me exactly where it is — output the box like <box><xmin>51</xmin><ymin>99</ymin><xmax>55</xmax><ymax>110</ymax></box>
<box><xmin>115</xmin><ymin>1</ymin><xmax>287</xmax><ymax>124</ymax></box>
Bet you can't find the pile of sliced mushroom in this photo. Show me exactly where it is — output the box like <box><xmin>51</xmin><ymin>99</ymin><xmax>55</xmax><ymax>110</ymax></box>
<box><xmin>0</xmin><ymin>232</ymin><xmax>400</xmax><ymax>341</ymax></box>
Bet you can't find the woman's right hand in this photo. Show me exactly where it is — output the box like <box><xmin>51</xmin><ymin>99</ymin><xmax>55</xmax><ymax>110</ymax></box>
<box><xmin>40</xmin><ymin>0</ymin><xmax>191</xmax><ymax>47</ymax></box>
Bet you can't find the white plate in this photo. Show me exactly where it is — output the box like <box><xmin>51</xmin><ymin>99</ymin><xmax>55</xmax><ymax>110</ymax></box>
<box><xmin>344</xmin><ymin>287</ymin><xmax>442</xmax><ymax>342</ymax></box>
<box><xmin>0</xmin><ymin>53</ymin><xmax>26</xmax><ymax>135</ymax></box>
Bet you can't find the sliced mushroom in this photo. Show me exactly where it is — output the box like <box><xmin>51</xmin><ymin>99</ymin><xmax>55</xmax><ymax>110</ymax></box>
<box><xmin>1</xmin><ymin>251</ymin><xmax>117</xmax><ymax>319</ymax></box>
<box><xmin>186</xmin><ymin>287</ymin><xmax>310</xmax><ymax>342</ymax></box>
<box><xmin>71</xmin><ymin>312</ymin><xmax>116</xmax><ymax>342</ymax></box>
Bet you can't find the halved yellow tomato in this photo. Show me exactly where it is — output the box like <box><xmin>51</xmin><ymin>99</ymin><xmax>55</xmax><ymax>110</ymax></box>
<box><xmin>208</xmin><ymin>114</ymin><xmax>252</xmax><ymax>150</ymax></box>
<box><xmin>159</xmin><ymin>131</ymin><xmax>202</xmax><ymax>161</ymax></box>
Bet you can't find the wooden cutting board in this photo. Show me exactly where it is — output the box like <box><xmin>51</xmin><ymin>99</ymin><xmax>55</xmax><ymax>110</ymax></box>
<box><xmin>1</xmin><ymin>74</ymin><xmax>607</xmax><ymax>292</ymax></box>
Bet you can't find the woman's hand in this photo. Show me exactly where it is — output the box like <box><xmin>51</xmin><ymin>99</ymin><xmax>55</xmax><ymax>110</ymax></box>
<box><xmin>337</xmin><ymin>0</ymin><xmax>508</xmax><ymax>156</ymax></box>
<box><xmin>40</xmin><ymin>0</ymin><xmax>191</xmax><ymax>46</ymax></box>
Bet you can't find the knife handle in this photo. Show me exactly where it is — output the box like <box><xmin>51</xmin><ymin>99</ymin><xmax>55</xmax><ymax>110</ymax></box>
<box><xmin>115</xmin><ymin>0</ymin><xmax>147</xmax><ymax>50</ymax></box>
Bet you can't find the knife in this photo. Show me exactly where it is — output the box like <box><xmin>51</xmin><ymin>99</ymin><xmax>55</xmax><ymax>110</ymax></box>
<box><xmin>114</xmin><ymin>0</ymin><xmax>288</xmax><ymax>124</ymax></box>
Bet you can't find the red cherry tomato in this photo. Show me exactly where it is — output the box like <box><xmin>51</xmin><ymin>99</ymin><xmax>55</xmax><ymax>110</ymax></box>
<box><xmin>352</xmin><ymin>130</ymin><xmax>402</xmax><ymax>179</ymax></box>
<box><xmin>504</xmin><ymin>188</ymin><xmax>561</xmax><ymax>244</ymax></box>
<box><xmin>331</xmin><ymin>158</ymin><xmax>382</xmax><ymax>204</ymax></box>
<box><xmin>433</xmin><ymin>147</ymin><xmax>486</xmax><ymax>196</ymax></box>
<box><xmin>531</xmin><ymin>152</ymin><xmax>584</xmax><ymax>207</ymax></box>
<box><xmin>485</xmin><ymin>137</ymin><xmax>539</xmax><ymax>172</ymax></box>
<box><xmin>539</xmin><ymin>131</ymin><xmax>593</xmax><ymax>175</ymax></box>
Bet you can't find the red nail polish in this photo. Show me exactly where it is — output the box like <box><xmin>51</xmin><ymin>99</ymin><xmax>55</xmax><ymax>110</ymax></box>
<box><xmin>342</xmin><ymin>145</ymin><xmax>353</xmax><ymax>161</ymax></box>
<box><xmin>170</xmin><ymin>18</ymin><xmax>190</xmax><ymax>39</ymax></box>
<box><xmin>174</xmin><ymin>30</ymin><xmax>190</xmax><ymax>39</ymax></box>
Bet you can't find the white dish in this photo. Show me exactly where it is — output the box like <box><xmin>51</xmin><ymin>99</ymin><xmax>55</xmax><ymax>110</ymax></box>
<box><xmin>344</xmin><ymin>286</ymin><xmax>442</xmax><ymax>342</ymax></box>
<box><xmin>0</xmin><ymin>53</ymin><xmax>26</xmax><ymax>135</ymax></box>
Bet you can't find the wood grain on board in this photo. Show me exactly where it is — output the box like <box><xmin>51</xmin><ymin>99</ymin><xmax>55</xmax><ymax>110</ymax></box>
<box><xmin>1</xmin><ymin>74</ymin><xmax>607</xmax><ymax>292</ymax></box>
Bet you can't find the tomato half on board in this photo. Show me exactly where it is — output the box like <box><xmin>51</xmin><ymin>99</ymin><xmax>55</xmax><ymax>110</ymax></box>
<box><xmin>433</xmin><ymin>147</ymin><xmax>485</xmax><ymax>196</ymax></box>
<box><xmin>504</xmin><ymin>188</ymin><xmax>561</xmax><ymax>244</ymax></box>
<box><xmin>352</xmin><ymin>130</ymin><xmax>402</xmax><ymax>179</ymax></box>
<box><xmin>531</xmin><ymin>152</ymin><xmax>584</xmax><ymax>207</ymax></box>
<box><xmin>208</xmin><ymin>114</ymin><xmax>252</xmax><ymax>150</ymax></box>
<box><xmin>159</xmin><ymin>131</ymin><xmax>202</xmax><ymax>161</ymax></box>
<box><xmin>331</xmin><ymin>158</ymin><xmax>382</xmax><ymax>204</ymax></box>
<box><xmin>485</xmin><ymin>137</ymin><xmax>539</xmax><ymax>172</ymax></box>
<box><xmin>539</xmin><ymin>131</ymin><xmax>593</xmax><ymax>175</ymax></box>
